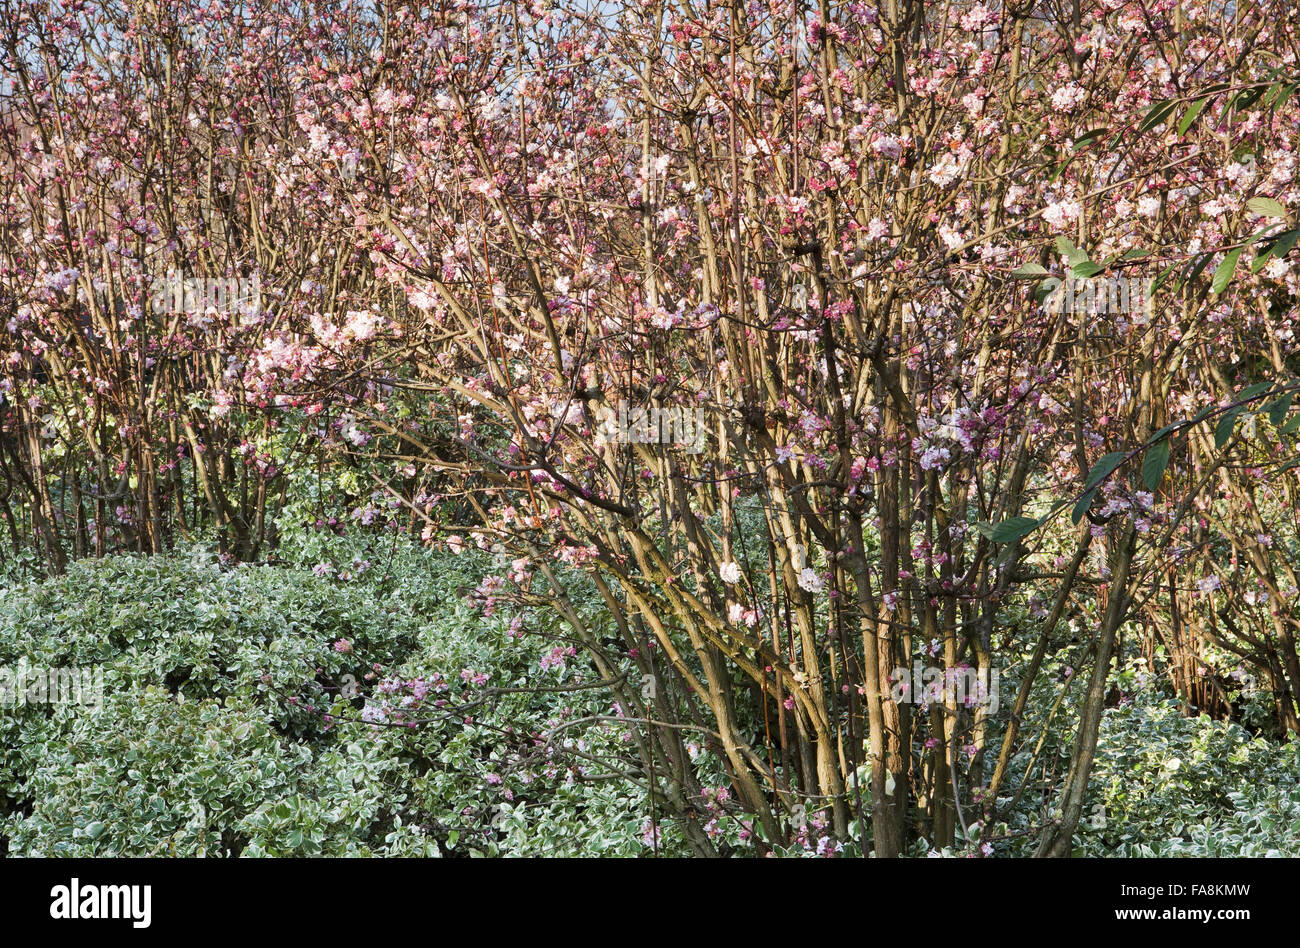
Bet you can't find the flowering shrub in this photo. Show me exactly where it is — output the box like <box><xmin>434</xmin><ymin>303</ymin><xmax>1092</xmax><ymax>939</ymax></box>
<box><xmin>5</xmin><ymin>0</ymin><xmax>1300</xmax><ymax>856</ymax></box>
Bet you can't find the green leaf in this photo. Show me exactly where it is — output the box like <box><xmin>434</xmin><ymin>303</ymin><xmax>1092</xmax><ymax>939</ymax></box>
<box><xmin>1071</xmin><ymin>451</ymin><xmax>1128</xmax><ymax>524</ymax></box>
<box><xmin>1034</xmin><ymin>277</ymin><xmax>1063</xmax><ymax>305</ymax></box>
<box><xmin>1211</xmin><ymin>247</ymin><xmax>1243</xmax><ymax>294</ymax></box>
<box><xmin>1010</xmin><ymin>262</ymin><xmax>1048</xmax><ymax>278</ymax></box>
<box><xmin>1147</xmin><ymin>422</ymin><xmax>1179</xmax><ymax>443</ymax></box>
<box><xmin>1251</xmin><ymin>228</ymin><xmax>1300</xmax><ymax>272</ymax></box>
<box><xmin>1151</xmin><ymin>261</ymin><xmax>1178</xmax><ymax>294</ymax></box>
<box><xmin>1084</xmin><ymin>451</ymin><xmax>1128</xmax><ymax>491</ymax></box>
<box><xmin>1177</xmin><ymin>97</ymin><xmax>1210</xmax><ymax>135</ymax></box>
<box><xmin>1139</xmin><ymin>100</ymin><xmax>1179</xmax><ymax>132</ymax></box>
<box><xmin>1071</xmin><ymin>485</ymin><xmax>1101</xmax><ymax>525</ymax></box>
<box><xmin>1072</xmin><ymin>127</ymin><xmax>1108</xmax><ymax>151</ymax></box>
<box><xmin>1142</xmin><ymin>438</ymin><xmax>1171</xmax><ymax>490</ymax></box>
<box><xmin>1268</xmin><ymin>393</ymin><xmax>1293</xmax><ymax>426</ymax></box>
<box><xmin>1247</xmin><ymin>196</ymin><xmax>1289</xmax><ymax>220</ymax></box>
<box><xmin>1215</xmin><ymin>408</ymin><xmax>1242</xmax><ymax>449</ymax></box>
<box><xmin>1103</xmin><ymin>248</ymin><xmax>1150</xmax><ymax>269</ymax></box>
<box><xmin>1071</xmin><ymin>260</ymin><xmax>1104</xmax><ymax>279</ymax></box>
<box><xmin>1179</xmin><ymin>252</ymin><xmax>1214</xmax><ymax>291</ymax></box>
<box><xmin>1274</xmin><ymin>228</ymin><xmax>1300</xmax><ymax>258</ymax></box>
<box><xmin>1231</xmin><ymin>85</ymin><xmax>1266</xmax><ymax>111</ymax></box>
<box><xmin>1239</xmin><ymin>381</ymin><xmax>1274</xmax><ymax>401</ymax></box>
<box><xmin>1055</xmin><ymin>236</ymin><xmax>1089</xmax><ymax>266</ymax></box>
<box><xmin>991</xmin><ymin>516</ymin><xmax>1041</xmax><ymax>544</ymax></box>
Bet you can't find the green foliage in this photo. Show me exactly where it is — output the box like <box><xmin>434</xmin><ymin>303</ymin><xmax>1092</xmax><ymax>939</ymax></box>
<box><xmin>8</xmin><ymin>688</ymin><xmax>402</xmax><ymax>856</ymax></box>
<box><xmin>1082</xmin><ymin>700</ymin><xmax>1300</xmax><ymax>856</ymax></box>
<box><xmin>0</xmin><ymin>547</ymin><xmax>665</xmax><ymax>856</ymax></box>
<box><xmin>4</xmin><ymin>539</ymin><xmax>1299</xmax><ymax>858</ymax></box>
<box><xmin>989</xmin><ymin>676</ymin><xmax>1300</xmax><ymax>857</ymax></box>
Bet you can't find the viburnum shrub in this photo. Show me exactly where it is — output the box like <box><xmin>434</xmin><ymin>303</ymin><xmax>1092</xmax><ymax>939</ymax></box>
<box><xmin>7</xmin><ymin>0</ymin><xmax>1300</xmax><ymax>855</ymax></box>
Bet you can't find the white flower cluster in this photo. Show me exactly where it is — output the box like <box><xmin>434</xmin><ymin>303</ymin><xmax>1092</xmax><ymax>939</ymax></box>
<box><xmin>912</xmin><ymin>408</ymin><xmax>983</xmax><ymax>471</ymax></box>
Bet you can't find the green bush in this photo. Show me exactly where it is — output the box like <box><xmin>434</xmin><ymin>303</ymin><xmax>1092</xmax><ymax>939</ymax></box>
<box><xmin>990</xmin><ymin>690</ymin><xmax>1300</xmax><ymax>857</ymax></box>
<box><xmin>0</xmin><ymin>547</ymin><xmax>664</xmax><ymax>856</ymax></box>
<box><xmin>1078</xmin><ymin>698</ymin><xmax>1300</xmax><ymax>856</ymax></box>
